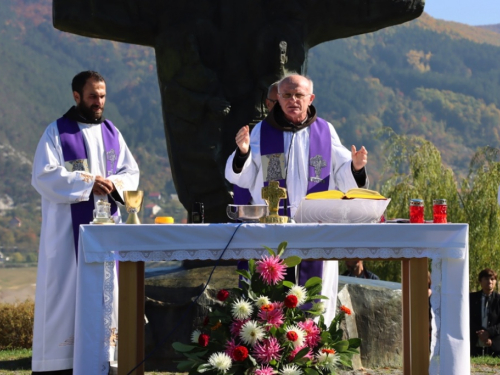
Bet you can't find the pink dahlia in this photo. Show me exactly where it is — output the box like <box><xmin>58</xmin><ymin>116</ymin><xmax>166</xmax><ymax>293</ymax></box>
<box><xmin>255</xmin><ymin>255</ymin><xmax>286</xmax><ymax>285</ymax></box>
<box><xmin>253</xmin><ymin>337</ymin><xmax>282</xmax><ymax>364</ymax></box>
<box><xmin>298</xmin><ymin>319</ymin><xmax>321</xmax><ymax>347</ymax></box>
<box><xmin>230</xmin><ymin>318</ymin><xmax>250</xmax><ymax>336</ymax></box>
<box><xmin>254</xmin><ymin>365</ymin><xmax>274</xmax><ymax>375</ymax></box>
<box><xmin>225</xmin><ymin>338</ymin><xmax>238</xmax><ymax>358</ymax></box>
<box><xmin>258</xmin><ymin>306</ymin><xmax>284</xmax><ymax>328</ymax></box>
<box><xmin>288</xmin><ymin>345</ymin><xmax>314</xmax><ymax>362</ymax></box>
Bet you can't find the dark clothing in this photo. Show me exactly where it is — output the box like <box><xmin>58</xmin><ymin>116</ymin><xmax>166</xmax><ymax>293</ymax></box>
<box><xmin>342</xmin><ymin>268</ymin><xmax>380</xmax><ymax>280</ymax></box>
<box><xmin>63</xmin><ymin>105</ymin><xmax>103</xmax><ymax>124</ymax></box>
<box><xmin>470</xmin><ymin>291</ymin><xmax>500</xmax><ymax>356</ymax></box>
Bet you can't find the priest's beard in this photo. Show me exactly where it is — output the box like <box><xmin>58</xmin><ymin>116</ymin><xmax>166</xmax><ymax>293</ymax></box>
<box><xmin>77</xmin><ymin>101</ymin><xmax>104</xmax><ymax>123</ymax></box>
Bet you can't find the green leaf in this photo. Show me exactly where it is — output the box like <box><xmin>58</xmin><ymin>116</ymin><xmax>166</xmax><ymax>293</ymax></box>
<box><xmin>282</xmin><ymin>280</ymin><xmax>295</xmax><ymax>288</ymax></box>
<box><xmin>332</xmin><ymin>340</ymin><xmax>349</xmax><ymax>352</ymax></box>
<box><xmin>184</xmin><ymin>350</ymin><xmax>208</xmax><ymax>360</ymax></box>
<box><xmin>305</xmin><ymin>309</ymin><xmax>322</xmax><ymax>316</ymax></box>
<box><xmin>235</xmin><ymin>269</ymin><xmax>252</xmax><ymax>280</ymax></box>
<box><xmin>248</xmin><ymin>354</ymin><xmax>258</xmax><ymax>367</ymax></box>
<box><xmin>307</xmin><ymin>295</ymin><xmax>329</xmax><ymax>300</ymax></box>
<box><xmin>197</xmin><ymin>363</ymin><xmax>213</xmax><ymax>373</ymax></box>
<box><xmin>318</xmin><ymin>315</ymin><xmax>326</xmax><ymax>330</ymax></box>
<box><xmin>320</xmin><ymin>331</ymin><xmax>331</xmax><ymax>342</ymax></box>
<box><xmin>338</xmin><ymin>354</ymin><xmax>353</xmax><ymax>368</ymax></box>
<box><xmin>248</xmin><ymin>259</ymin><xmax>256</xmax><ymax>274</ymax></box>
<box><xmin>345</xmin><ymin>348</ymin><xmax>360</xmax><ymax>354</ymax></box>
<box><xmin>348</xmin><ymin>338</ymin><xmax>361</xmax><ymax>349</ymax></box>
<box><xmin>263</xmin><ymin>245</ymin><xmax>276</xmax><ymax>257</ymax></box>
<box><xmin>293</xmin><ymin>347</ymin><xmax>311</xmax><ymax>362</ymax></box>
<box><xmin>284</xmin><ymin>256</ymin><xmax>301</xmax><ymax>267</ymax></box>
<box><xmin>277</xmin><ymin>241</ymin><xmax>288</xmax><ymax>257</ymax></box>
<box><xmin>172</xmin><ymin>342</ymin><xmax>197</xmax><ymax>352</ymax></box>
<box><xmin>304</xmin><ymin>368</ymin><xmax>320</xmax><ymax>375</ymax></box>
<box><xmin>177</xmin><ymin>361</ymin><xmax>195</xmax><ymax>372</ymax></box>
<box><xmin>304</xmin><ymin>277</ymin><xmax>322</xmax><ymax>288</ymax></box>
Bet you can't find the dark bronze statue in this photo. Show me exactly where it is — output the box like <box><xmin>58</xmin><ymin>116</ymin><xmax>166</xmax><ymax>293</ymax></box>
<box><xmin>53</xmin><ymin>0</ymin><xmax>424</xmax><ymax>223</ymax></box>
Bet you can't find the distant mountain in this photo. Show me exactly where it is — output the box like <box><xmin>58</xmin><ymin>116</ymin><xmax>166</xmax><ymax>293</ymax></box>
<box><xmin>479</xmin><ymin>24</ymin><xmax>500</xmax><ymax>34</ymax></box>
<box><xmin>308</xmin><ymin>12</ymin><xmax>500</xmax><ymax>182</ymax></box>
<box><xmin>1</xmin><ymin>1</ymin><xmax>500</xmax><ymax>251</ymax></box>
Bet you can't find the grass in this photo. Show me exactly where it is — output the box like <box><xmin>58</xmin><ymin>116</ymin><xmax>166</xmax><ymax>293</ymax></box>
<box><xmin>1</xmin><ymin>349</ymin><xmax>500</xmax><ymax>374</ymax></box>
<box><xmin>0</xmin><ymin>267</ymin><xmax>37</xmax><ymax>291</ymax></box>
<box><xmin>0</xmin><ymin>349</ymin><xmax>31</xmax><ymax>375</ymax></box>
<box><xmin>0</xmin><ymin>349</ymin><xmax>174</xmax><ymax>375</ymax></box>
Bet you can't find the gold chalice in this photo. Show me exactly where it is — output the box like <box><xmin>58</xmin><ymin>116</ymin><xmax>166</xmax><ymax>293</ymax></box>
<box><xmin>124</xmin><ymin>190</ymin><xmax>144</xmax><ymax>224</ymax></box>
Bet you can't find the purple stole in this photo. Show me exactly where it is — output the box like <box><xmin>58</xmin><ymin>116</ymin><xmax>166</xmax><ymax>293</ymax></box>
<box><xmin>233</xmin><ymin>185</ymin><xmax>252</xmax><ymax>205</ymax></box>
<box><xmin>239</xmin><ymin>118</ymin><xmax>332</xmax><ymax>286</ymax></box>
<box><xmin>57</xmin><ymin>117</ymin><xmax>120</xmax><ymax>261</ymax></box>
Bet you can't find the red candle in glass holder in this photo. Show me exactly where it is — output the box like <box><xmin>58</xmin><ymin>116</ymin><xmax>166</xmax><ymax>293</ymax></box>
<box><xmin>409</xmin><ymin>199</ymin><xmax>424</xmax><ymax>223</ymax></box>
<box><xmin>433</xmin><ymin>199</ymin><xmax>447</xmax><ymax>223</ymax></box>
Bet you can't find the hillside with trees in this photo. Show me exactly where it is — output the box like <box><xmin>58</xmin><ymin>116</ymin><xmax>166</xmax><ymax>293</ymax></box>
<box><xmin>1</xmin><ymin>0</ymin><xmax>500</xmax><ymax>277</ymax></box>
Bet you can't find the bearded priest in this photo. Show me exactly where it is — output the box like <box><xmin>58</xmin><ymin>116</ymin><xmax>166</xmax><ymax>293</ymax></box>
<box><xmin>31</xmin><ymin>71</ymin><xmax>140</xmax><ymax>374</ymax></box>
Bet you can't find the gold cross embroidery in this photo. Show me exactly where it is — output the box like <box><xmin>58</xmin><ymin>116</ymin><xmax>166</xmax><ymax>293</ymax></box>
<box><xmin>113</xmin><ymin>179</ymin><xmax>124</xmax><ymax>191</ymax></box>
<box><xmin>80</xmin><ymin>173</ymin><xmax>93</xmax><ymax>184</ymax></box>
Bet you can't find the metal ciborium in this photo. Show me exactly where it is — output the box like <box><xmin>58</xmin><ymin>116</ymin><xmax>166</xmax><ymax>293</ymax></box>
<box><xmin>124</xmin><ymin>190</ymin><xmax>144</xmax><ymax>224</ymax></box>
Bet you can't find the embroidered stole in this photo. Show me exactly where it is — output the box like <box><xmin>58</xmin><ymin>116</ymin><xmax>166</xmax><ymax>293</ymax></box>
<box><xmin>239</xmin><ymin>119</ymin><xmax>332</xmax><ymax>285</ymax></box>
<box><xmin>260</xmin><ymin>118</ymin><xmax>332</xmax><ymax>206</ymax></box>
<box><xmin>57</xmin><ymin>117</ymin><xmax>120</xmax><ymax>260</ymax></box>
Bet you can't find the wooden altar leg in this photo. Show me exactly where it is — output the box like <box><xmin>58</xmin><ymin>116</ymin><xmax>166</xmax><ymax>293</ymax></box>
<box><xmin>401</xmin><ymin>260</ymin><xmax>411</xmax><ymax>375</ymax></box>
<box><xmin>409</xmin><ymin>258</ymin><xmax>429</xmax><ymax>375</ymax></box>
<box><xmin>118</xmin><ymin>261</ymin><xmax>145</xmax><ymax>375</ymax></box>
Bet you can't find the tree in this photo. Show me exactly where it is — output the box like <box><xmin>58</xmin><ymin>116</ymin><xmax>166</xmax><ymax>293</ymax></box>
<box><xmin>368</xmin><ymin>128</ymin><xmax>500</xmax><ymax>289</ymax></box>
<box><xmin>458</xmin><ymin>147</ymin><xmax>500</xmax><ymax>291</ymax></box>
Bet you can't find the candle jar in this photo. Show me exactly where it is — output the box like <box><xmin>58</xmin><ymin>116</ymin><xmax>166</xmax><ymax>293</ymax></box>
<box><xmin>433</xmin><ymin>199</ymin><xmax>447</xmax><ymax>223</ymax></box>
<box><xmin>409</xmin><ymin>199</ymin><xmax>424</xmax><ymax>223</ymax></box>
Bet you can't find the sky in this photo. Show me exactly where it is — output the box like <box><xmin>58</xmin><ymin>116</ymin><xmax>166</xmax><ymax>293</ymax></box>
<box><xmin>425</xmin><ymin>0</ymin><xmax>500</xmax><ymax>26</ymax></box>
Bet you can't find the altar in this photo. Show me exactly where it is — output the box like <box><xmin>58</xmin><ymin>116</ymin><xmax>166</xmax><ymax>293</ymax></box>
<box><xmin>75</xmin><ymin>223</ymin><xmax>469</xmax><ymax>375</ymax></box>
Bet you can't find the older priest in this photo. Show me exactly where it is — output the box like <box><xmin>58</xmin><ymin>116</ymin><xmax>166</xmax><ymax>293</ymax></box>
<box><xmin>31</xmin><ymin>71</ymin><xmax>139</xmax><ymax>374</ymax></box>
<box><xmin>225</xmin><ymin>74</ymin><xmax>368</xmax><ymax>323</ymax></box>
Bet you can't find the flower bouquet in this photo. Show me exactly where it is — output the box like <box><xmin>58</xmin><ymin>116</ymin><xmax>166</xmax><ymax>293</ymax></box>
<box><xmin>173</xmin><ymin>241</ymin><xmax>360</xmax><ymax>375</ymax></box>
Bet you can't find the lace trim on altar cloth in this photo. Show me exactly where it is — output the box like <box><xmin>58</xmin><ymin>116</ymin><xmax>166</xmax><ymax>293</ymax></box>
<box><xmin>85</xmin><ymin>247</ymin><xmax>466</xmax><ymax>263</ymax></box>
<box><xmin>101</xmin><ymin>261</ymin><xmax>115</xmax><ymax>375</ymax></box>
<box><xmin>95</xmin><ymin>251</ymin><xmax>457</xmax><ymax>375</ymax></box>
<box><xmin>430</xmin><ymin>259</ymin><xmax>442</xmax><ymax>373</ymax></box>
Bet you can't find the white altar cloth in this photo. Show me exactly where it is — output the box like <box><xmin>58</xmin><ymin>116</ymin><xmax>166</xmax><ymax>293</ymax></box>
<box><xmin>75</xmin><ymin>223</ymin><xmax>469</xmax><ymax>375</ymax></box>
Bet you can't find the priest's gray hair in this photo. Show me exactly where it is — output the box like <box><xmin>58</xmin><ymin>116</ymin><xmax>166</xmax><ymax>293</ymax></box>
<box><xmin>267</xmin><ymin>81</ymin><xmax>279</xmax><ymax>98</ymax></box>
<box><xmin>278</xmin><ymin>72</ymin><xmax>314</xmax><ymax>94</ymax></box>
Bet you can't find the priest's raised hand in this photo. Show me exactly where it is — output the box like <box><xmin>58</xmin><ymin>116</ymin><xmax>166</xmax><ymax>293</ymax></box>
<box><xmin>235</xmin><ymin>125</ymin><xmax>251</xmax><ymax>155</ymax></box>
<box><xmin>351</xmin><ymin>145</ymin><xmax>368</xmax><ymax>172</ymax></box>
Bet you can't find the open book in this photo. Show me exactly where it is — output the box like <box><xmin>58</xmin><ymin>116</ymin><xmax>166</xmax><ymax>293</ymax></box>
<box><xmin>295</xmin><ymin>188</ymin><xmax>390</xmax><ymax>223</ymax></box>
<box><xmin>305</xmin><ymin>188</ymin><xmax>387</xmax><ymax>200</ymax></box>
